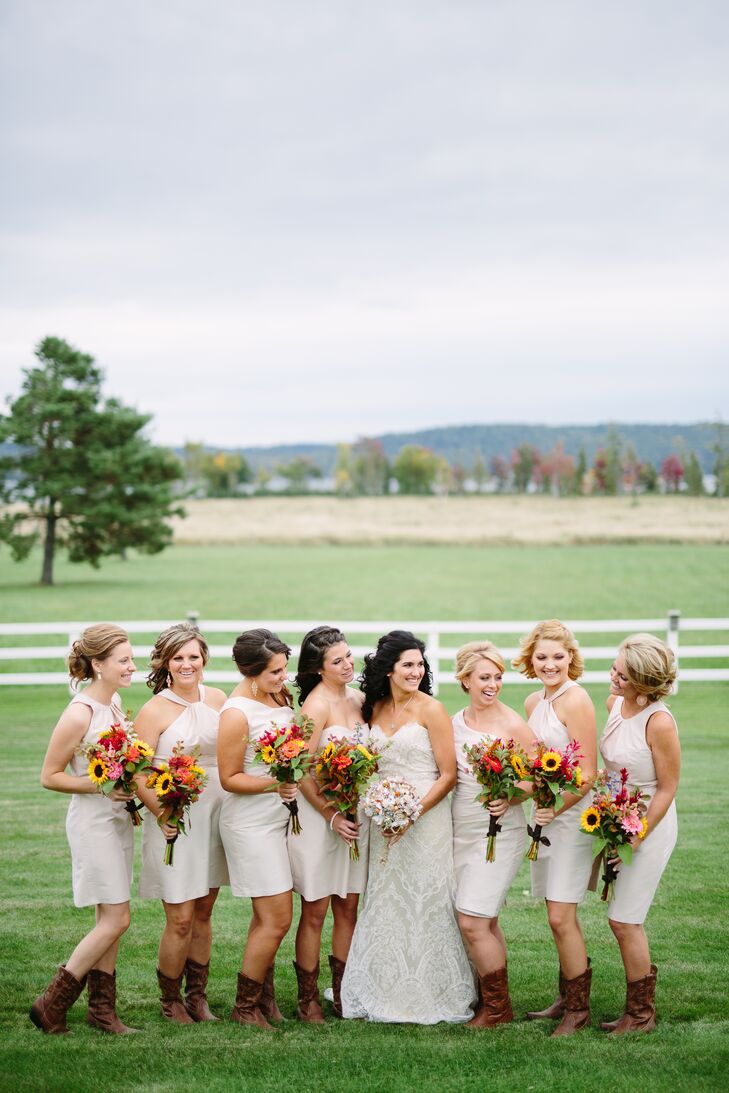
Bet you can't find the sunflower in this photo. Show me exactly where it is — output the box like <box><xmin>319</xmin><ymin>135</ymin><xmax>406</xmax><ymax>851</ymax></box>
<box><xmin>573</xmin><ymin>766</ymin><xmax>583</xmax><ymax>787</ymax></box>
<box><xmin>136</xmin><ymin>740</ymin><xmax>154</xmax><ymax>757</ymax></box>
<box><xmin>639</xmin><ymin>817</ymin><xmax>648</xmax><ymax>840</ymax></box>
<box><xmin>88</xmin><ymin>758</ymin><xmax>109</xmax><ymax>785</ymax></box>
<box><xmin>320</xmin><ymin>742</ymin><xmax>336</xmax><ymax>763</ymax></box>
<box><xmin>580</xmin><ymin>805</ymin><xmax>601</xmax><ymax>833</ymax></box>
<box><xmin>260</xmin><ymin>745</ymin><xmax>276</xmax><ymax>765</ymax></box>
<box><xmin>155</xmin><ymin>771</ymin><xmax>173</xmax><ymax>797</ymax></box>
<box><xmin>540</xmin><ymin>751</ymin><xmax>562</xmax><ymax>774</ymax></box>
<box><xmin>510</xmin><ymin>754</ymin><xmax>528</xmax><ymax>779</ymax></box>
<box><xmin>356</xmin><ymin>745</ymin><xmax>374</xmax><ymax>761</ymax></box>
<box><xmin>190</xmin><ymin>765</ymin><xmax>205</xmax><ymax>777</ymax></box>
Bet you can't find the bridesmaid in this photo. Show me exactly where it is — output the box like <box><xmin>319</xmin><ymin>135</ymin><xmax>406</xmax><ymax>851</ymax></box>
<box><xmin>451</xmin><ymin>641</ymin><xmax>535</xmax><ymax>1027</ymax></box>
<box><xmin>289</xmin><ymin>626</ymin><xmax>367</xmax><ymax>1022</ymax></box>
<box><xmin>599</xmin><ymin>633</ymin><xmax>680</xmax><ymax>1033</ymax></box>
<box><xmin>218</xmin><ymin>629</ymin><xmax>298</xmax><ymax>1028</ymax></box>
<box><xmin>513</xmin><ymin>619</ymin><xmax>597</xmax><ymax>1035</ymax></box>
<box><xmin>30</xmin><ymin>624</ymin><xmax>139</xmax><ymax>1035</ymax></box>
<box><xmin>135</xmin><ymin>623</ymin><xmax>228</xmax><ymax>1024</ymax></box>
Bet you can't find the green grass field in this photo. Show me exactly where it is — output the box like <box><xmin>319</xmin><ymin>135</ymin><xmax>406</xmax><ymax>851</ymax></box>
<box><xmin>1</xmin><ymin>543</ymin><xmax>728</xmax><ymax>1091</ymax></box>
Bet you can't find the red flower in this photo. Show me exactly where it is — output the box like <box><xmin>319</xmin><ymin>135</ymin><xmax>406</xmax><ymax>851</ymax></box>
<box><xmin>484</xmin><ymin>757</ymin><xmax>503</xmax><ymax>773</ymax></box>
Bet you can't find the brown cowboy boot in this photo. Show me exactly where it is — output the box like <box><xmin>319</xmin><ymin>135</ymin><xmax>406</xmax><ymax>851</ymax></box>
<box><xmin>183</xmin><ymin>958</ymin><xmax>218</xmax><ymax>1022</ymax></box>
<box><xmin>86</xmin><ymin>969</ymin><xmax>138</xmax><ymax>1034</ymax></box>
<box><xmin>328</xmin><ymin>955</ymin><xmax>346</xmax><ymax>1019</ymax></box>
<box><xmin>609</xmin><ymin>964</ymin><xmax>657</xmax><ymax>1035</ymax></box>
<box><xmin>157</xmin><ymin>968</ymin><xmax>194</xmax><ymax>1025</ymax></box>
<box><xmin>259</xmin><ymin>965</ymin><xmax>284</xmax><ymax>1022</ymax></box>
<box><xmin>466</xmin><ymin>966</ymin><xmax>513</xmax><ymax>1028</ymax></box>
<box><xmin>294</xmin><ymin>961</ymin><xmax>325</xmax><ymax>1024</ymax></box>
<box><xmin>552</xmin><ymin>964</ymin><xmax>592</xmax><ymax>1036</ymax></box>
<box><xmin>231</xmin><ymin>972</ymin><xmax>274</xmax><ymax>1029</ymax></box>
<box><xmin>526</xmin><ymin>966</ymin><xmax>566</xmax><ymax>1020</ymax></box>
<box><xmin>30</xmin><ymin>965</ymin><xmax>86</xmax><ymax>1034</ymax></box>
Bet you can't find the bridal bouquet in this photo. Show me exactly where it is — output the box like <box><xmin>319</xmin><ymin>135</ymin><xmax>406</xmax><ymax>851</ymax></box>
<box><xmin>147</xmin><ymin>742</ymin><xmax>208</xmax><ymax>865</ymax></box>
<box><xmin>79</xmin><ymin>721</ymin><xmax>154</xmax><ymax>825</ymax></box>
<box><xmin>253</xmin><ymin>715</ymin><xmax>314</xmax><ymax>834</ymax></box>
<box><xmin>524</xmin><ymin>741</ymin><xmax>583</xmax><ymax>861</ymax></box>
<box><xmin>315</xmin><ymin>735</ymin><xmax>380</xmax><ymax>860</ymax></box>
<box><xmin>362</xmin><ymin>777</ymin><xmax>422</xmax><ymax>862</ymax></box>
<box><xmin>462</xmin><ymin>737</ymin><xmax>529</xmax><ymax>862</ymax></box>
<box><xmin>581</xmin><ymin>767</ymin><xmax>648</xmax><ymax>901</ymax></box>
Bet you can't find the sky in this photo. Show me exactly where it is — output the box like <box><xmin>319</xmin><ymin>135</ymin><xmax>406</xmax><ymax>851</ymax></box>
<box><xmin>1</xmin><ymin>1</ymin><xmax>728</xmax><ymax>448</ymax></box>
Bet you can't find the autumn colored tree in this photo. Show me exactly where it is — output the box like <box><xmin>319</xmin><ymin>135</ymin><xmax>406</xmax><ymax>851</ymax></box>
<box><xmin>511</xmin><ymin>444</ymin><xmax>540</xmax><ymax>493</ymax></box>
<box><xmin>661</xmin><ymin>453</ymin><xmax>684</xmax><ymax>492</ymax></box>
<box><xmin>392</xmin><ymin>445</ymin><xmax>439</xmax><ymax>494</ymax></box>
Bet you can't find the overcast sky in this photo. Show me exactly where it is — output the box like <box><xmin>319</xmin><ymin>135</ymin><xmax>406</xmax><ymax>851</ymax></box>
<box><xmin>1</xmin><ymin>1</ymin><xmax>727</xmax><ymax>448</ymax></box>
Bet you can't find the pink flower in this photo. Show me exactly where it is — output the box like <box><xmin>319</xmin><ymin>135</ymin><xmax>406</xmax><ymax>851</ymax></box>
<box><xmin>621</xmin><ymin>811</ymin><xmax>643</xmax><ymax>836</ymax></box>
<box><xmin>107</xmin><ymin>762</ymin><xmax>123</xmax><ymax>781</ymax></box>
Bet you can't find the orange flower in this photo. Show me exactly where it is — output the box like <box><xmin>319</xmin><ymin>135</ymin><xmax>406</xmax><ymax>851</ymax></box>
<box><xmin>280</xmin><ymin>739</ymin><xmax>306</xmax><ymax>760</ymax></box>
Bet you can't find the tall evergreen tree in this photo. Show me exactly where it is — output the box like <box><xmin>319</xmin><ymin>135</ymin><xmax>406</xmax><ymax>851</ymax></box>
<box><xmin>0</xmin><ymin>336</ymin><xmax>184</xmax><ymax>585</ymax></box>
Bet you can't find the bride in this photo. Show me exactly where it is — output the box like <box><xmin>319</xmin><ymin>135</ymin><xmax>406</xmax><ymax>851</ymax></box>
<box><xmin>341</xmin><ymin>630</ymin><xmax>475</xmax><ymax>1023</ymax></box>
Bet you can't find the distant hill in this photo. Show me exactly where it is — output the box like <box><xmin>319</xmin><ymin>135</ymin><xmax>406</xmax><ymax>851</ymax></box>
<box><xmin>231</xmin><ymin>422</ymin><xmax>720</xmax><ymax>473</ymax></box>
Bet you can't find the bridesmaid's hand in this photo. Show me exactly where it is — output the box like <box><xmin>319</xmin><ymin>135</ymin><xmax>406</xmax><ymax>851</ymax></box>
<box><xmin>157</xmin><ymin>817</ymin><xmax>178</xmax><ymax>839</ymax></box>
<box><xmin>534</xmin><ymin>806</ymin><xmax>556</xmax><ymax>826</ymax></box>
<box><xmin>385</xmin><ymin>820</ymin><xmax>411</xmax><ymax>846</ymax></box>
<box><xmin>332</xmin><ymin>814</ymin><xmax>359</xmax><ymax>844</ymax></box>
<box><xmin>488</xmin><ymin>797</ymin><xmax>509</xmax><ymax>818</ymax></box>
<box><xmin>277</xmin><ymin>782</ymin><xmax>298</xmax><ymax>803</ymax></box>
<box><xmin>109</xmin><ymin>784</ymin><xmax>134</xmax><ymax>802</ymax></box>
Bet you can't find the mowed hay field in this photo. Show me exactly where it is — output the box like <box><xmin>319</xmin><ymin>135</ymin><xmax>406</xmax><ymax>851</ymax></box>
<box><xmin>172</xmin><ymin>495</ymin><xmax>729</xmax><ymax>545</ymax></box>
<box><xmin>1</xmin><ymin>529</ymin><xmax>728</xmax><ymax>1092</ymax></box>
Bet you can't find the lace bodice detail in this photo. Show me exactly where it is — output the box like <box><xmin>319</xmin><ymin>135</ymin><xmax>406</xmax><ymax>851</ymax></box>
<box><xmin>369</xmin><ymin>723</ymin><xmax>440</xmax><ymax>794</ymax></box>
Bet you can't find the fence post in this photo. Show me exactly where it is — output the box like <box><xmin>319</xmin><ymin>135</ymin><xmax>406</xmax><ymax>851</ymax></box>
<box><xmin>427</xmin><ymin>629</ymin><xmax>440</xmax><ymax>696</ymax></box>
<box><xmin>187</xmin><ymin>610</ymin><xmax>200</xmax><ymax>627</ymax></box>
<box><xmin>667</xmin><ymin>610</ymin><xmax>681</xmax><ymax>694</ymax></box>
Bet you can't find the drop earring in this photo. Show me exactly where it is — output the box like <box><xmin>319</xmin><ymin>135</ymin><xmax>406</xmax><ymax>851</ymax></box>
<box><xmin>251</xmin><ymin>679</ymin><xmax>258</xmax><ymax>698</ymax></box>
<box><xmin>636</xmin><ymin>694</ymin><xmax>648</xmax><ymax>707</ymax></box>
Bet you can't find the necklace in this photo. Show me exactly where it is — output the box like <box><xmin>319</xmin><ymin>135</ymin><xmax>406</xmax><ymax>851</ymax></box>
<box><xmin>390</xmin><ymin>693</ymin><xmax>414</xmax><ymax>730</ymax></box>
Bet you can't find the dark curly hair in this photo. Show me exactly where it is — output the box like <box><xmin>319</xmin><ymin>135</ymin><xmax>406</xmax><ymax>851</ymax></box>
<box><xmin>232</xmin><ymin>628</ymin><xmax>293</xmax><ymax>709</ymax></box>
<box><xmin>295</xmin><ymin>625</ymin><xmax>348</xmax><ymax>705</ymax></box>
<box><xmin>360</xmin><ymin>630</ymin><xmax>432</xmax><ymax>724</ymax></box>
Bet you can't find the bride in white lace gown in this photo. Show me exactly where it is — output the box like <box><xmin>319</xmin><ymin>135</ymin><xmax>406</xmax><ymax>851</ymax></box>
<box><xmin>341</xmin><ymin>631</ymin><xmax>475</xmax><ymax>1024</ymax></box>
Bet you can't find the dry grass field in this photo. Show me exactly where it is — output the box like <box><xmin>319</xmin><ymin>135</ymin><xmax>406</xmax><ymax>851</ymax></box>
<box><xmin>173</xmin><ymin>495</ymin><xmax>729</xmax><ymax>546</ymax></box>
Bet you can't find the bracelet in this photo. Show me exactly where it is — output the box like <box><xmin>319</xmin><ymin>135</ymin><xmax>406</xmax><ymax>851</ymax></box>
<box><xmin>329</xmin><ymin>812</ymin><xmax>338</xmax><ymax>830</ymax></box>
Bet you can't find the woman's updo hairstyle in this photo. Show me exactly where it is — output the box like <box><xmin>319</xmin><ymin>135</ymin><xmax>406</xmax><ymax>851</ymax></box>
<box><xmin>295</xmin><ymin>625</ymin><xmax>348</xmax><ymax>704</ymax></box>
<box><xmin>68</xmin><ymin>624</ymin><xmax>130</xmax><ymax>688</ymax></box>
<box><xmin>619</xmin><ymin>633</ymin><xmax>677</xmax><ymax>703</ymax></box>
<box><xmin>512</xmin><ymin>619</ymin><xmax>584</xmax><ymax>680</ymax></box>
<box><xmin>455</xmin><ymin>641</ymin><xmax>506</xmax><ymax>693</ymax></box>
<box><xmin>232</xmin><ymin>628</ymin><xmax>293</xmax><ymax>708</ymax></box>
<box><xmin>360</xmin><ymin>630</ymin><xmax>432</xmax><ymax>724</ymax></box>
<box><xmin>146</xmin><ymin>622</ymin><xmax>210</xmax><ymax>694</ymax></box>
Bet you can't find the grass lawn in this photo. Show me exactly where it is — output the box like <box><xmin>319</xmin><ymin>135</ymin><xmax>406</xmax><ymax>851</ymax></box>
<box><xmin>1</xmin><ymin>543</ymin><xmax>728</xmax><ymax>1090</ymax></box>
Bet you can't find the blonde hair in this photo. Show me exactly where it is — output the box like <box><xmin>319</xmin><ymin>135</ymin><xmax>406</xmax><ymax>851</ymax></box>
<box><xmin>68</xmin><ymin>624</ymin><xmax>130</xmax><ymax>685</ymax></box>
<box><xmin>512</xmin><ymin>619</ymin><xmax>584</xmax><ymax>680</ymax></box>
<box><xmin>455</xmin><ymin>641</ymin><xmax>506</xmax><ymax>693</ymax></box>
<box><xmin>146</xmin><ymin>622</ymin><xmax>210</xmax><ymax>694</ymax></box>
<box><xmin>619</xmin><ymin>633</ymin><xmax>676</xmax><ymax>702</ymax></box>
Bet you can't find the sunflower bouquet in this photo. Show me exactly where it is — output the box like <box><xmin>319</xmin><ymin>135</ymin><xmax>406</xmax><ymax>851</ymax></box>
<box><xmin>253</xmin><ymin>715</ymin><xmax>314</xmax><ymax>834</ymax></box>
<box><xmin>462</xmin><ymin>737</ymin><xmax>529</xmax><ymax>862</ymax></box>
<box><xmin>146</xmin><ymin>741</ymin><xmax>208</xmax><ymax>865</ymax></box>
<box><xmin>580</xmin><ymin>767</ymin><xmax>648</xmax><ymax>901</ymax></box>
<box><xmin>524</xmin><ymin>740</ymin><xmax>583</xmax><ymax>861</ymax></box>
<box><xmin>362</xmin><ymin>777</ymin><xmax>423</xmax><ymax>863</ymax></box>
<box><xmin>78</xmin><ymin>721</ymin><xmax>154</xmax><ymax>825</ymax></box>
<box><xmin>315</xmin><ymin>735</ymin><xmax>380</xmax><ymax>860</ymax></box>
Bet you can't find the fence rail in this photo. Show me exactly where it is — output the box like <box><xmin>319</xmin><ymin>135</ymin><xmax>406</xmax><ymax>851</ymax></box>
<box><xmin>1</xmin><ymin>613</ymin><xmax>728</xmax><ymax>692</ymax></box>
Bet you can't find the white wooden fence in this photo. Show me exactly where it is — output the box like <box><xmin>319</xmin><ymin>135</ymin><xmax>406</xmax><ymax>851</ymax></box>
<box><xmin>1</xmin><ymin>612</ymin><xmax>728</xmax><ymax>692</ymax></box>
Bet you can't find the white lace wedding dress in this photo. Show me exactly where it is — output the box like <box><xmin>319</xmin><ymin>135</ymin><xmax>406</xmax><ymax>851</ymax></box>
<box><xmin>341</xmin><ymin>722</ymin><xmax>476</xmax><ymax>1023</ymax></box>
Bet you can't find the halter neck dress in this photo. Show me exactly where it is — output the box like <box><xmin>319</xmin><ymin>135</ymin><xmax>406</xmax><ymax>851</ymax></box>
<box><xmin>139</xmin><ymin>686</ymin><xmax>229</xmax><ymax>902</ymax></box>
<box><xmin>528</xmin><ymin>680</ymin><xmax>593</xmax><ymax>903</ymax></box>
<box><xmin>451</xmin><ymin>709</ymin><xmax>527</xmax><ymax>918</ymax></box>
<box><xmin>218</xmin><ymin>696</ymin><xmax>295</xmax><ymax>898</ymax></box>
<box><xmin>65</xmin><ymin>692</ymin><xmax>134</xmax><ymax>907</ymax></box>
<box><xmin>288</xmin><ymin>723</ymin><xmax>369</xmax><ymax>901</ymax></box>
<box><xmin>600</xmin><ymin>697</ymin><xmax>678</xmax><ymax>924</ymax></box>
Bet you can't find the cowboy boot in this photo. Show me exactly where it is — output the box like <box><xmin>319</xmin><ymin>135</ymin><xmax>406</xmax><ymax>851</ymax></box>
<box><xmin>466</xmin><ymin>967</ymin><xmax>513</xmax><ymax>1028</ymax></box>
<box><xmin>552</xmin><ymin>964</ymin><xmax>592</xmax><ymax>1036</ymax></box>
<box><xmin>609</xmin><ymin>964</ymin><xmax>657</xmax><ymax>1034</ymax></box>
<box><xmin>86</xmin><ymin>969</ymin><xmax>138</xmax><ymax>1034</ymax></box>
<box><xmin>183</xmin><ymin>958</ymin><xmax>218</xmax><ymax>1022</ymax></box>
<box><xmin>157</xmin><ymin>967</ymin><xmax>194</xmax><ymax>1025</ymax></box>
<box><xmin>30</xmin><ymin>965</ymin><xmax>87</xmax><ymax>1034</ymax></box>
<box><xmin>328</xmin><ymin>955</ymin><xmax>346</xmax><ymax>1019</ymax></box>
<box><xmin>259</xmin><ymin>965</ymin><xmax>284</xmax><ymax>1022</ymax></box>
<box><xmin>294</xmin><ymin>961</ymin><xmax>325</xmax><ymax>1024</ymax></box>
<box><xmin>526</xmin><ymin>966</ymin><xmax>566</xmax><ymax>1020</ymax></box>
<box><xmin>230</xmin><ymin>972</ymin><xmax>274</xmax><ymax>1029</ymax></box>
